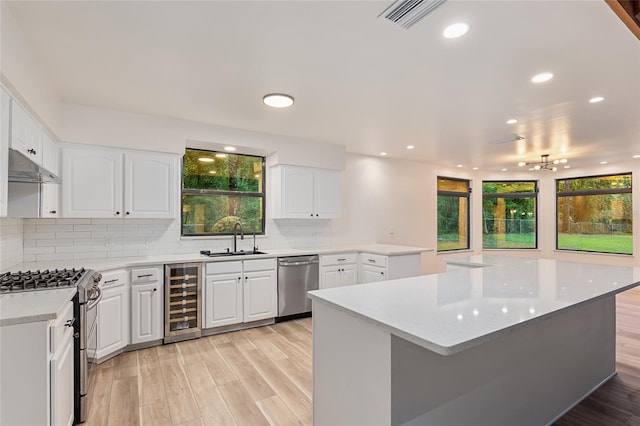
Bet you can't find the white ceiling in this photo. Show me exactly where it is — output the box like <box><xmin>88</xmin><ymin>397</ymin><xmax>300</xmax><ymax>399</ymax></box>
<box><xmin>6</xmin><ymin>0</ymin><xmax>640</xmax><ymax>171</ymax></box>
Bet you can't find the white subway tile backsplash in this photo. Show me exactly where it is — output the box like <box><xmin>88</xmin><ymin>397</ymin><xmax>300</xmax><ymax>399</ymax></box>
<box><xmin>24</xmin><ymin>246</ymin><xmax>56</xmax><ymax>255</ymax></box>
<box><xmin>74</xmin><ymin>224</ymin><xmax>108</xmax><ymax>232</ymax></box>
<box><xmin>37</xmin><ymin>253</ymin><xmax>74</xmax><ymax>261</ymax></box>
<box><xmin>38</xmin><ymin>239</ymin><xmax>74</xmax><ymax>247</ymax></box>
<box><xmin>37</xmin><ymin>224</ymin><xmax>74</xmax><ymax>233</ymax></box>
<box><xmin>22</xmin><ymin>254</ymin><xmax>36</xmax><ymax>262</ymax></box>
<box><xmin>24</xmin><ymin>232</ymin><xmax>55</xmax><ymax>240</ymax></box>
<box><xmin>57</xmin><ymin>231</ymin><xmax>91</xmax><ymax>240</ymax></box>
<box><xmin>56</xmin><ymin>245</ymin><xmax>91</xmax><ymax>254</ymax></box>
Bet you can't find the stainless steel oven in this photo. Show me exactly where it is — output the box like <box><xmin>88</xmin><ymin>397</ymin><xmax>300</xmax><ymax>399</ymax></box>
<box><xmin>77</xmin><ymin>274</ymin><xmax>101</xmax><ymax>423</ymax></box>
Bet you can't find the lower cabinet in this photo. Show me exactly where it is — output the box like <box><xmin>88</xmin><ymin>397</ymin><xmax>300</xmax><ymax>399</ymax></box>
<box><xmin>361</xmin><ymin>264</ymin><xmax>387</xmax><ymax>283</ymax></box>
<box><xmin>130</xmin><ymin>267</ymin><xmax>163</xmax><ymax>345</ymax></box>
<box><xmin>204</xmin><ymin>259</ymin><xmax>277</xmax><ymax>329</ymax></box>
<box><xmin>320</xmin><ymin>253</ymin><xmax>358</xmax><ymax>289</ymax></box>
<box><xmin>50</xmin><ymin>329</ymin><xmax>75</xmax><ymax>426</ymax></box>
<box><xmin>96</xmin><ymin>270</ymin><xmax>129</xmax><ymax>360</ymax></box>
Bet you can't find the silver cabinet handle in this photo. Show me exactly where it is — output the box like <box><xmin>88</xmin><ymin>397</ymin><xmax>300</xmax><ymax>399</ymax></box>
<box><xmin>103</xmin><ymin>279</ymin><xmax>119</xmax><ymax>284</ymax></box>
<box><xmin>337</xmin><ymin>258</ymin><xmax>346</xmax><ymax>261</ymax></box>
<box><xmin>368</xmin><ymin>259</ymin><xmax>376</xmax><ymax>263</ymax></box>
<box><xmin>137</xmin><ymin>274</ymin><xmax>153</xmax><ymax>278</ymax></box>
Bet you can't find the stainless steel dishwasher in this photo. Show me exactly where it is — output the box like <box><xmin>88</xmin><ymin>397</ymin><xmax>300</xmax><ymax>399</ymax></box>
<box><xmin>277</xmin><ymin>255</ymin><xmax>319</xmax><ymax>320</ymax></box>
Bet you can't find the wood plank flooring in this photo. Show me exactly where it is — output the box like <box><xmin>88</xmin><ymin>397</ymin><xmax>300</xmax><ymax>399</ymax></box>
<box><xmin>84</xmin><ymin>287</ymin><xmax>639</xmax><ymax>426</ymax></box>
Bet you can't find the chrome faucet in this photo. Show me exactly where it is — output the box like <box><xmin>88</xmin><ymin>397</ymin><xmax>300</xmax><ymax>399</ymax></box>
<box><xmin>232</xmin><ymin>221</ymin><xmax>244</xmax><ymax>253</ymax></box>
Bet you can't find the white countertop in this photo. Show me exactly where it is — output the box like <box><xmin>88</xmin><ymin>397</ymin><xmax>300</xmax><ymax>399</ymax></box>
<box><xmin>308</xmin><ymin>255</ymin><xmax>640</xmax><ymax>356</ymax></box>
<box><xmin>0</xmin><ymin>287</ymin><xmax>76</xmax><ymax>326</ymax></box>
<box><xmin>3</xmin><ymin>244</ymin><xmax>431</xmax><ymax>274</ymax></box>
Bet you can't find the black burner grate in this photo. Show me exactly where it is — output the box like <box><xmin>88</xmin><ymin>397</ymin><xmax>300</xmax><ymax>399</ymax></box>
<box><xmin>0</xmin><ymin>268</ymin><xmax>86</xmax><ymax>292</ymax></box>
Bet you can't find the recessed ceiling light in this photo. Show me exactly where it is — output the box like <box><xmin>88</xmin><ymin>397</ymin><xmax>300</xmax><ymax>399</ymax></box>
<box><xmin>263</xmin><ymin>93</ymin><xmax>294</xmax><ymax>108</ymax></box>
<box><xmin>380</xmin><ymin>152</ymin><xmax>387</xmax><ymax>156</ymax></box>
<box><xmin>457</xmin><ymin>164</ymin><xmax>463</xmax><ymax>168</ymax></box>
<box><xmin>406</xmin><ymin>145</ymin><xmax>415</xmax><ymax>150</ymax></box>
<box><xmin>507</xmin><ymin>119</ymin><xmax>518</xmax><ymax>125</ymax></box>
<box><xmin>224</xmin><ymin>146</ymin><xmax>236</xmax><ymax>152</ymax></box>
<box><xmin>198</xmin><ymin>157</ymin><xmax>214</xmax><ymax>163</ymax></box>
<box><xmin>472</xmin><ymin>167</ymin><xmax>479</xmax><ymax>170</ymax></box>
<box><xmin>564</xmin><ymin>166</ymin><xmax>570</xmax><ymax>169</ymax></box>
<box><xmin>600</xmin><ymin>161</ymin><xmax>608</xmax><ymax>164</ymax></box>
<box><xmin>443</xmin><ymin>22</ymin><xmax>470</xmax><ymax>39</ymax></box>
<box><xmin>589</xmin><ymin>96</ymin><xmax>605</xmax><ymax>103</ymax></box>
<box><xmin>634</xmin><ymin>155</ymin><xmax>640</xmax><ymax>158</ymax></box>
<box><xmin>531</xmin><ymin>72</ymin><xmax>553</xmax><ymax>83</ymax></box>
<box><xmin>518</xmin><ymin>161</ymin><xmax>526</xmax><ymax>167</ymax></box>
<box><xmin>501</xmin><ymin>168</ymin><xmax>508</xmax><ymax>172</ymax></box>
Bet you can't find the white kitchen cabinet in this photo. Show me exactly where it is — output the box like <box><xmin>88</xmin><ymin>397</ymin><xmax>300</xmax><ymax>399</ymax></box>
<box><xmin>243</xmin><ymin>268</ymin><xmax>277</xmax><ymax>322</ymax></box>
<box><xmin>361</xmin><ymin>263</ymin><xmax>387</xmax><ymax>283</ymax></box>
<box><xmin>0</xmin><ymin>298</ymin><xmax>75</xmax><ymax>426</ymax></box>
<box><xmin>10</xmin><ymin>98</ymin><xmax>43</xmax><ymax>165</ymax></box>
<box><xmin>40</xmin><ymin>183</ymin><xmax>60</xmax><ymax>218</ymax></box>
<box><xmin>130</xmin><ymin>267</ymin><xmax>163</xmax><ymax>345</ymax></box>
<box><xmin>204</xmin><ymin>272</ymin><xmax>243</xmax><ymax>328</ymax></box>
<box><xmin>62</xmin><ymin>145</ymin><xmax>179</xmax><ymax>218</ymax></box>
<box><xmin>271</xmin><ymin>165</ymin><xmax>341</xmax><ymax>219</ymax></box>
<box><xmin>96</xmin><ymin>270</ymin><xmax>129</xmax><ymax>360</ymax></box>
<box><xmin>320</xmin><ymin>253</ymin><xmax>358</xmax><ymax>289</ymax></box>
<box><xmin>0</xmin><ymin>88</ymin><xmax>9</xmax><ymax>217</ymax></box>
<box><xmin>203</xmin><ymin>258</ymin><xmax>277</xmax><ymax>329</ymax></box>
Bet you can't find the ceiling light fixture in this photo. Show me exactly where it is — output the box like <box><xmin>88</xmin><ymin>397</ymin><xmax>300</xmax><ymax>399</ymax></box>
<box><xmin>380</xmin><ymin>152</ymin><xmax>387</xmax><ymax>156</ymax></box>
<box><xmin>223</xmin><ymin>146</ymin><xmax>236</xmax><ymax>152</ymax></box>
<box><xmin>472</xmin><ymin>167</ymin><xmax>479</xmax><ymax>170</ymax></box>
<box><xmin>518</xmin><ymin>154</ymin><xmax>567</xmax><ymax>171</ymax></box>
<box><xmin>456</xmin><ymin>164</ymin><xmax>463</xmax><ymax>168</ymax></box>
<box><xmin>531</xmin><ymin>72</ymin><xmax>553</xmax><ymax>83</ymax></box>
<box><xmin>600</xmin><ymin>161</ymin><xmax>608</xmax><ymax>164</ymax></box>
<box><xmin>589</xmin><ymin>96</ymin><xmax>605</xmax><ymax>103</ymax></box>
<box><xmin>501</xmin><ymin>168</ymin><xmax>508</xmax><ymax>172</ymax></box>
<box><xmin>633</xmin><ymin>155</ymin><xmax>640</xmax><ymax>158</ymax></box>
<box><xmin>263</xmin><ymin>93</ymin><xmax>294</xmax><ymax>108</ymax></box>
<box><xmin>198</xmin><ymin>157</ymin><xmax>214</xmax><ymax>163</ymax></box>
<box><xmin>443</xmin><ymin>22</ymin><xmax>470</xmax><ymax>39</ymax></box>
<box><xmin>506</xmin><ymin>119</ymin><xmax>518</xmax><ymax>125</ymax></box>
<box><xmin>406</xmin><ymin>145</ymin><xmax>415</xmax><ymax>150</ymax></box>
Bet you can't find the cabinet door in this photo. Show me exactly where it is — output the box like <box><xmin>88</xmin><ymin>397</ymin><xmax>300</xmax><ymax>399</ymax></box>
<box><xmin>361</xmin><ymin>264</ymin><xmax>387</xmax><ymax>283</ymax></box>
<box><xmin>96</xmin><ymin>285</ymin><xmax>129</xmax><ymax>358</ymax></box>
<box><xmin>40</xmin><ymin>183</ymin><xmax>60</xmax><ymax>218</ymax></box>
<box><xmin>0</xmin><ymin>88</ymin><xmax>10</xmax><ymax>217</ymax></box>
<box><xmin>131</xmin><ymin>282</ymin><xmax>163</xmax><ymax>344</ymax></box>
<box><xmin>41</xmin><ymin>131</ymin><xmax>59</xmax><ymax>175</ymax></box>
<box><xmin>320</xmin><ymin>266</ymin><xmax>339</xmax><ymax>289</ymax></box>
<box><xmin>124</xmin><ymin>152</ymin><xmax>178</xmax><ymax>218</ymax></box>
<box><xmin>282</xmin><ymin>166</ymin><xmax>314</xmax><ymax>218</ymax></box>
<box><xmin>243</xmin><ymin>269</ymin><xmax>277</xmax><ymax>322</ymax></box>
<box><xmin>204</xmin><ymin>273</ymin><xmax>243</xmax><ymax>328</ymax></box>
<box><xmin>28</xmin><ymin>116</ymin><xmax>43</xmax><ymax>165</ymax></box>
<box><xmin>9</xmin><ymin>99</ymin><xmax>31</xmax><ymax>158</ymax></box>
<box><xmin>50</xmin><ymin>331</ymin><xmax>75</xmax><ymax>426</ymax></box>
<box><xmin>62</xmin><ymin>147</ymin><xmax>123</xmax><ymax>218</ymax></box>
<box><xmin>340</xmin><ymin>264</ymin><xmax>358</xmax><ymax>287</ymax></box>
<box><xmin>313</xmin><ymin>169</ymin><xmax>341</xmax><ymax>218</ymax></box>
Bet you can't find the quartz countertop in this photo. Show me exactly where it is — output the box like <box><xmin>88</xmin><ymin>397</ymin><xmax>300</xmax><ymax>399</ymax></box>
<box><xmin>3</xmin><ymin>244</ymin><xmax>432</xmax><ymax>273</ymax></box>
<box><xmin>308</xmin><ymin>255</ymin><xmax>640</xmax><ymax>356</ymax></box>
<box><xmin>0</xmin><ymin>287</ymin><xmax>76</xmax><ymax>326</ymax></box>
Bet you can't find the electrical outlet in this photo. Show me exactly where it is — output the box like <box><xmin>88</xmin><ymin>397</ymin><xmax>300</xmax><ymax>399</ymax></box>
<box><xmin>145</xmin><ymin>236</ymin><xmax>153</xmax><ymax>245</ymax></box>
<box><xmin>105</xmin><ymin>238</ymin><xmax>114</xmax><ymax>247</ymax></box>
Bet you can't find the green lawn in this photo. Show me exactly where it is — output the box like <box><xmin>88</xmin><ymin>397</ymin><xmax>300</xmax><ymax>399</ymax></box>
<box><xmin>439</xmin><ymin>233</ymin><xmax>633</xmax><ymax>254</ymax></box>
<box><xmin>557</xmin><ymin>233</ymin><xmax>632</xmax><ymax>255</ymax></box>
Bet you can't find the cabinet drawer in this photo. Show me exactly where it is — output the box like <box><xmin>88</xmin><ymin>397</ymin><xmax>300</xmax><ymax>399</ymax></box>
<box><xmin>50</xmin><ymin>301</ymin><xmax>74</xmax><ymax>353</ymax></box>
<box><xmin>100</xmin><ymin>270</ymin><xmax>128</xmax><ymax>289</ymax></box>
<box><xmin>360</xmin><ymin>253</ymin><xmax>388</xmax><ymax>267</ymax></box>
<box><xmin>321</xmin><ymin>253</ymin><xmax>357</xmax><ymax>266</ymax></box>
<box><xmin>130</xmin><ymin>267</ymin><xmax>160</xmax><ymax>284</ymax></box>
<box><xmin>206</xmin><ymin>261</ymin><xmax>242</xmax><ymax>275</ymax></box>
<box><xmin>243</xmin><ymin>258</ymin><xmax>276</xmax><ymax>272</ymax></box>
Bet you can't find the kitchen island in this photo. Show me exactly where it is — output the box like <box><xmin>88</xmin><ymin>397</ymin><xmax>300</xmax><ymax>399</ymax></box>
<box><xmin>308</xmin><ymin>255</ymin><xmax>640</xmax><ymax>426</ymax></box>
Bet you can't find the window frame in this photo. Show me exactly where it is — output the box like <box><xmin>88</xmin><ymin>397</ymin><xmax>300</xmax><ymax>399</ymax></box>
<box><xmin>437</xmin><ymin>176</ymin><xmax>471</xmax><ymax>252</ymax></box>
<box><xmin>555</xmin><ymin>172</ymin><xmax>632</xmax><ymax>255</ymax></box>
<box><xmin>181</xmin><ymin>149</ymin><xmax>266</xmax><ymax>237</ymax></box>
<box><xmin>482</xmin><ymin>180</ymin><xmax>538</xmax><ymax>250</ymax></box>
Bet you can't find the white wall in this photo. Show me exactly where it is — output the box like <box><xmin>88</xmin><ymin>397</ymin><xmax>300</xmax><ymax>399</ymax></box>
<box><xmin>61</xmin><ymin>103</ymin><xmax>346</xmax><ymax>170</ymax></box>
<box><xmin>0</xmin><ymin>3</ymin><xmax>62</xmax><ymax>136</ymax></box>
<box><xmin>0</xmin><ymin>217</ymin><xmax>23</xmax><ymax>270</ymax></box>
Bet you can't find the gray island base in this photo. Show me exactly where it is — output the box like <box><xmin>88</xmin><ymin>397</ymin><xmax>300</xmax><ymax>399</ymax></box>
<box><xmin>309</xmin><ymin>255</ymin><xmax>639</xmax><ymax>425</ymax></box>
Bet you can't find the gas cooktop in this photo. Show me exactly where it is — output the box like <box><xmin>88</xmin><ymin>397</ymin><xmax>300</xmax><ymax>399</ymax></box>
<box><xmin>0</xmin><ymin>268</ymin><xmax>88</xmax><ymax>293</ymax></box>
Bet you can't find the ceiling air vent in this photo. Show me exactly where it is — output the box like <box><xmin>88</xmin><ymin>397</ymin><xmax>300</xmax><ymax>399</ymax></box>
<box><xmin>379</xmin><ymin>0</ymin><xmax>448</xmax><ymax>30</ymax></box>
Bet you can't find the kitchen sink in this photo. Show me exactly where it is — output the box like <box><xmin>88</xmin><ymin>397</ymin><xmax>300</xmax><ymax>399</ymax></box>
<box><xmin>200</xmin><ymin>250</ymin><xmax>267</xmax><ymax>257</ymax></box>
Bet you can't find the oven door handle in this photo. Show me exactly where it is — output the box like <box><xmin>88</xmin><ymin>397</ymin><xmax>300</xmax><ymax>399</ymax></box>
<box><xmin>87</xmin><ymin>287</ymin><xmax>103</xmax><ymax>310</ymax></box>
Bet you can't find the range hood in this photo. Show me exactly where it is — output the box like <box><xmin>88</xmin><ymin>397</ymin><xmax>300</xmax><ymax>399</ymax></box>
<box><xmin>7</xmin><ymin>148</ymin><xmax>60</xmax><ymax>183</ymax></box>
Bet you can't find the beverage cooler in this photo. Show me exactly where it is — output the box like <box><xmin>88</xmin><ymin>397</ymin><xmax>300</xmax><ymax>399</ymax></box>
<box><xmin>164</xmin><ymin>263</ymin><xmax>201</xmax><ymax>343</ymax></box>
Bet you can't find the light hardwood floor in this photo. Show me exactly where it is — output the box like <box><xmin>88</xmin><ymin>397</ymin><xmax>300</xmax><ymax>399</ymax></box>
<box><xmin>85</xmin><ymin>287</ymin><xmax>639</xmax><ymax>426</ymax></box>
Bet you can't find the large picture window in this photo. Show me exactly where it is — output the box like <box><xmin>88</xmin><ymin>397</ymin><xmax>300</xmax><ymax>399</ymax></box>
<box><xmin>556</xmin><ymin>173</ymin><xmax>632</xmax><ymax>254</ymax></box>
<box><xmin>182</xmin><ymin>148</ymin><xmax>265</xmax><ymax>236</ymax></box>
<box><xmin>437</xmin><ymin>177</ymin><xmax>470</xmax><ymax>251</ymax></box>
<box><xmin>482</xmin><ymin>181</ymin><xmax>537</xmax><ymax>249</ymax></box>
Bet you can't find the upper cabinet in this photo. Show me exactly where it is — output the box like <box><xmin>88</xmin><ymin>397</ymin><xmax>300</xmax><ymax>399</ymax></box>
<box><xmin>0</xmin><ymin>88</ymin><xmax>9</xmax><ymax>217</ymax></box>
<box><xmin>62</xmin><ymin>145</ymin><xmax>179</xmax><ymax>219</ymax></box>
<box><xmin>10</xmin><ymin>99</ymin><xmax>43</xmax><ymax>165</ymax></box>
<box><xmin>271</xmin><ymin>165</ymin><xmax>341</xmax><ymax>219</ymax></box>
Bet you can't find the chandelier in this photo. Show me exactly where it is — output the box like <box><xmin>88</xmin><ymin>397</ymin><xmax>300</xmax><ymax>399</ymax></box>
<box><xmin>518</xmin><ymin>154</ymin><xmax>567</xmax><ymax>171</ymax></box>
